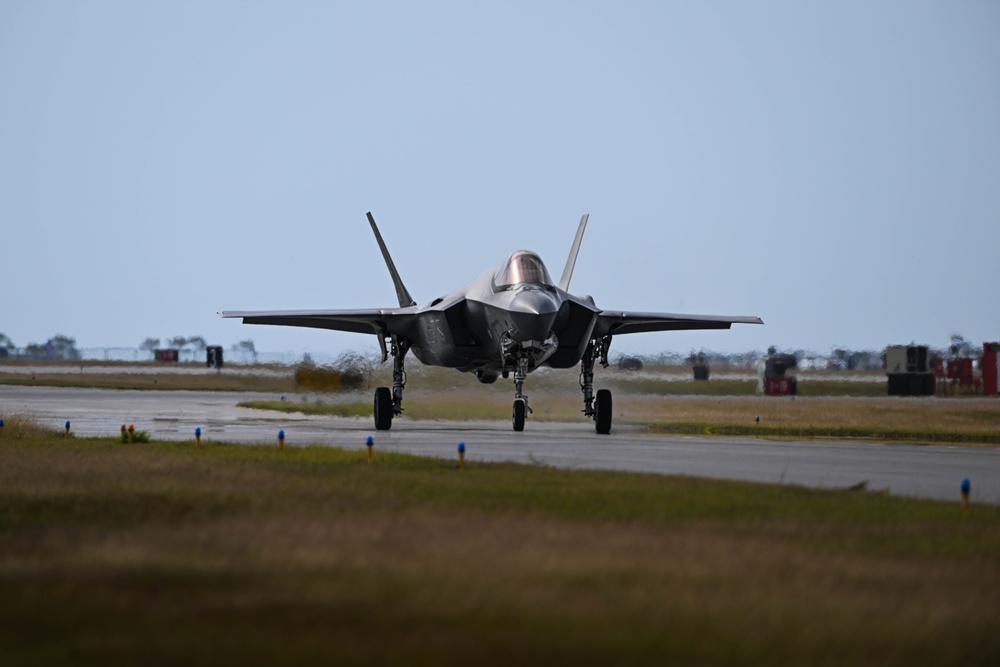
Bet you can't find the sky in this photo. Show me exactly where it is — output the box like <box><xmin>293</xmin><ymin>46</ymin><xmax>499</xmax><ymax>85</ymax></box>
<box><xmin>2</xmin><ymin>1</ymin><xmax>998</xmax><ymax>360</ymax></box>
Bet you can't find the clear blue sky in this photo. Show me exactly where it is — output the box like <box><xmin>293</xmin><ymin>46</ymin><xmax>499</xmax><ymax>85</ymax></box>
<box><xmin>2</xmin><ymin>1</ymin><xmax>998</xmax><ymax>358</ymax></box>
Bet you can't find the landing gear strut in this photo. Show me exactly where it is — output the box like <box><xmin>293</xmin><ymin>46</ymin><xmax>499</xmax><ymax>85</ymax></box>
<box><xmin>511</xmin><ymin>357</ymin><xmax>531</xmax><ymax>432</ymax></box>
<box><xmin>581</xmin><ymin>335</ymin><xmax>613</xmax><ymax>434</ymax></box>
<box><xmin>373</xmin><ymin>334</ymin><xmax>410</xmax><ymax>431</ymax></box>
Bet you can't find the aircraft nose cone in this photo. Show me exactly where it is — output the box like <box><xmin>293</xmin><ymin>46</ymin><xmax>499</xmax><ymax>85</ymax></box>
<box><xmin>508</xmin><ymin>290</ymin><xmax>560</xmax><ymax>342</ymax></box>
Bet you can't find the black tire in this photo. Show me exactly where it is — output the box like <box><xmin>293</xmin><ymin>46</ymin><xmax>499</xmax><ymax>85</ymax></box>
<box><xmin>374</xmin><ymin>387</ymin><xmax>393</xmax><ymax>431</ymax></box>
<box><xmin>512</xmin><ymin>399</ymin><xmax>526</xmax><ymax>432</ymax></box>
<box><xmin>595</xmin><ymin>389</ymin><xmax>612</xmax><ymax>434</ymax></box>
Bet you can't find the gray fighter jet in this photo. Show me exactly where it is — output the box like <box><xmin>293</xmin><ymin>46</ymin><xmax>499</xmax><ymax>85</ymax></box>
<box><xmin>222</xmin><ymin>213</ymin><xmax>762</xmax><ymax>433</ymax></box>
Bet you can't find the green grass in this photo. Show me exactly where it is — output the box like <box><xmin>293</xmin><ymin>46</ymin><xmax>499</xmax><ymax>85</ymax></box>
<box><xmin>0</xmin><ymin>370</ymin><xmax>296</xmax><ymax>393</ymax></box>
<box><xmin>793</xmin><ymin>379</ymin><xmax>887</xmax><ymax>397</ymax></box>
<box><xmin>1</xmin><ymin>432</ymin><xmax>998</xmax><ymax>665</ymax></box>
<box><xmin>649</xmin><ymin>421</ymin><xmax>1000</xmax><ymax>445</ymax></box>
<box><xmin>610</xmin><ymin>377</ymin><xmax>760</xmax><ymax>395</ymax></box>
<box><xmin>607</xmin><ymin>377</ymin><xmax>889</xmax><ymax>397</ymax></box>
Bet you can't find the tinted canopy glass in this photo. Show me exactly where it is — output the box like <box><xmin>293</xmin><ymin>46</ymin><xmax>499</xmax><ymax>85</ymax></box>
<box><xmin>494</xmin><ymin>251</ymin><xmax>553</xmax><ymax>289</ymax></box>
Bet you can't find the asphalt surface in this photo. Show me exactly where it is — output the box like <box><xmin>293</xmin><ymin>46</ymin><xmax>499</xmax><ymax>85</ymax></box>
<box><xmin>2</xmin><ymin>385</ymin><xmax>997</xmax><ymax>504</ymax></box>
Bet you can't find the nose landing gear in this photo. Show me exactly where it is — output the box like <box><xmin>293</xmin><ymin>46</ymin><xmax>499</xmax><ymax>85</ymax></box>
<box><xmin>511</xmin><ymin>357</ymin><xmax>531</xmax><ymax>432</ymax></box>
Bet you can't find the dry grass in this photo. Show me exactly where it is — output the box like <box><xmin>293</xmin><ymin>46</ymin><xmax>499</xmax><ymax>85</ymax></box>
<box><xmin>0</xmin><ymin>414</ymin><xmax>55</xmax><ymax>439</ymax></box>
<box><xmin>1</xmin><ymin>435</ymin><xmax>998</xmax><ymax>665</ymax></box>
<box><xmin>620</xmin><ymin>395</ymin><xmax>1000</xmax><ymax>433</ymax></box>
<box><xmin>0</xmin><ymin>370</ymin><xmax>296</xmax><ymax>393</ymax></box>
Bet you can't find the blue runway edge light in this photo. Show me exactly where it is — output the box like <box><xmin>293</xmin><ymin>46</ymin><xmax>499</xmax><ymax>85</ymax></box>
<box><xmin>961</xmin><ymin>478</ymin><xmax>971</xmax><ymax>494</ymax></box>
<box><xmin>195</xmin><ymin>427</ymin><xmax>201</xmax><ymax>436</ymax></box>
<box><xmin>278</xmin><ymin>430</ymin><xmax>285</xmax><ymax>438</ymax></box>
<box><xmin>458</xmin><ymin>441</ymin><xmax>465</xmax><ymax>453</ymax></box>
<box><xmin>66</xmin><ymin>420</ymin><xmax>70</xmax><ymax>428</ymax></box>
<box><xmin>367</xmin><ymin>435</ymin><xmax>373</xmax><ymax>445</ymax></box>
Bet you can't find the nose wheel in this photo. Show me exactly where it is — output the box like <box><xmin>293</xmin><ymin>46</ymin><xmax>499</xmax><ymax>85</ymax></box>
<box><xmin>512</xmin><ymin>398</ymin><xmax>527</xmax><ymax>432</ymax></box>
<box><xmin>510</xmin><ymin>357</ymin><xmax>532</xmax><ymax>432</ymax></box>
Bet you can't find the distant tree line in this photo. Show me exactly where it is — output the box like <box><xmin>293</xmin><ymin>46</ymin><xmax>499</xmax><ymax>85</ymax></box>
<box><xmin>0</xmin><ymin>332</ymin><xmax>255</xmax><ymax>363</ymax></box>
<box><xmin>0</xmin><ymin>331</ymin><xmax>985</xmax><ymax>369</ymax></box>
<box><xmin>0</xmin><ymin>333</ymin><xmax>80</xmax><ymax>360</ymax></box>
<box><xmin>138</xmin><ymin>336</ymin><xmax>257</xmax><ymax>362</ymax></box>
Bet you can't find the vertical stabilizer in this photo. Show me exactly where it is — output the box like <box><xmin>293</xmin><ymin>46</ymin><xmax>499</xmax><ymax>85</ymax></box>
<box><xmin>558</xmin><ymin>213</ymin><xmax>589</xmax><ymax>292</ymax></box>
<box><xmin>367</xmin><ymin>212</ymin><xmax>416</xmax><ymax>307</ymax></box>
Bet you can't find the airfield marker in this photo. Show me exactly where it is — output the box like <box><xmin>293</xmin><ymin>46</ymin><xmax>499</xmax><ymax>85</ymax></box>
<box><xmin>366</xmin><ymin>435</ymin><xmax>373</xmax><ymax>463</ymax></box>
<box><xmin>64</xmin><ymin>420</ymin><xmax>70</xmax><ymax>439</ymax></box>
<box><xmin>128</xmin><ymin>423</ymin><xmax>134</xmax><ymax>444</ymax></box>
<box><xmin>195</xmin><ymin>427</ymin><xmax>201</xmax><ymax>449</ymax></box>
<box><xmin>457</xmin><ymin>441</ymin><xmax>466</xmax><ymax>469</ymax></box>
<box><xmin>961</xmin><ymin>478</ymin><xmax>971</xmax><ymax>512</ymax></box>
<box><xmin>0</xmin><ymin>417</ymin><xmax>4</xmax><ymax>437</ymax></box>
<box><xmin>278</xmin><ymin>429</ymin><xmax>285</xmax><ymax>450</ymax></box>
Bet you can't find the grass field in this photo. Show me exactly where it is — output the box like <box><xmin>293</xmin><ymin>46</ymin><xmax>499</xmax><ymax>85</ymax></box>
<box><xmin>0</xmin><ymin>362</ymin><xmax>296</xmax><ymax>393</ymax></box>
<box><xmin>1</xmin><ymin>429</ymin><xmax>998</xmax><ymax>665</ymax></box>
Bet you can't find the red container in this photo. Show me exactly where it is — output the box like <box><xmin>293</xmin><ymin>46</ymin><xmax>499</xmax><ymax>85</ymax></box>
<box><xmin>765</xmin><ymin>377</ymin><xmax>795</xmax><ymax>396</ymax></box>
<box><xmin>984</xmin><ymin>342</ymin><xmax>999</xmax><ymax>396</ymax></box>
<box><xmin>154</xmin><ymin>349</ymin><xmax>179</xmax><ymax>362</ymax></box>
<box><xmin>947</xmin><ymin>358</ymin><xmax>975</xmax><ymax>387</ymax></box>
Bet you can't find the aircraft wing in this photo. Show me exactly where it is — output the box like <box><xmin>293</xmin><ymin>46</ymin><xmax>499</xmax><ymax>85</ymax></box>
<box><xmin>594</xmin><ymin>311</ymin><xmax>763</xmax><ymax>337</ymax></box>
<box><xmin>219</xmin><ymin>308</ymin><xmax>418</xmax><ymax>337</ymax></box>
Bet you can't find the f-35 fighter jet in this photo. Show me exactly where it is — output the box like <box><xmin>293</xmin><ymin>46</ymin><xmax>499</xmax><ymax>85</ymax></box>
<box><xmin>222</xmin><ymin>213</ymin><xmax>762</xmax><ymax>433</ymax></box>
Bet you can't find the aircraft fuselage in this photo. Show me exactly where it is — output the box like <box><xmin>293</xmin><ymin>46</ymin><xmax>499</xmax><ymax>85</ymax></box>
<box><xmin>401</xmin><ymin>264</ymin><xmax>600</xmax><ymax>379</ymax></box>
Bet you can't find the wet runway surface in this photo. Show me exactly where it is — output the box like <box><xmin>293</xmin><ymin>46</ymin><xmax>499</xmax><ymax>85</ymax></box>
<box><xmin>3</xmin><ymin>385</ymin><xmax>997</xmax><ymax>504</ymax></box>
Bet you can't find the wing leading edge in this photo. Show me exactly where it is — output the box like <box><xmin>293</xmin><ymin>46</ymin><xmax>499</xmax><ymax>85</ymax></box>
<box><xmin>594</xmin><ymin>311</ymin><xmax>763</xmax><ymax>337</ymax></box>
<box><xmin>219</xmin><ymin>308</ymin><xmax>417</xmax><ymax>337</ymax></box>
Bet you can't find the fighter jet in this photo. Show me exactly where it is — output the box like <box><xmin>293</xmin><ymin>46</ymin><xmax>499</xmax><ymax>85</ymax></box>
<box><xmin>222</xmin><ymin>213</ymin><xmax>762</xmax><ymax>433</ymax></box>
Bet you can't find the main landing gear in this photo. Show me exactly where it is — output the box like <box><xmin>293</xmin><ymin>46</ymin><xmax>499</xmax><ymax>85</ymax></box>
<box><xmin>373</xmin><ymin>334</ymin><xmax>409</xmax><ymax>431</ymax></box>
<box><xmin>581</xmin><ymin>336</ymin><xmax>613</xmax><ymax>434</ymax></box>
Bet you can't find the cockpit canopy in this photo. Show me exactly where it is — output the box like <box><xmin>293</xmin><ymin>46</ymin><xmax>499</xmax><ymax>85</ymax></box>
<box><xmin>493</xmin><ymin>250</ymin><xmax>554</xmax><ymax>291</ymax></box>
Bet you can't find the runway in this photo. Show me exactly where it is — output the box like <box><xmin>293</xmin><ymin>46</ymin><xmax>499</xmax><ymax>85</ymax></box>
<box><xmin>3</xmin><ymin>385</ymin><xmax>998</xmax><ymax>504</ymax></box>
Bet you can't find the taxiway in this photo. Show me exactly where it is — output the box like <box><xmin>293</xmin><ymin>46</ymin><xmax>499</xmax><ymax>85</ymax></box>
<box><xmin>2</xmin><ymin>385</ymin><xmax>997</xmax><ymax>504</ymax></box>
